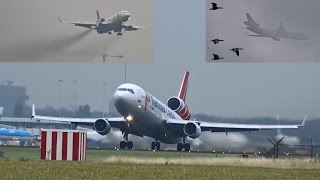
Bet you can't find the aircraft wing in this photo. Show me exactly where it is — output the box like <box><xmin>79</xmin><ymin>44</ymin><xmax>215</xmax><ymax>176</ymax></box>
<box><xmin>31</xmin><ymin>105</ymin><xmax>126</xmax><ymax>129</ymax></box>
<box><xmin>166</xmin><ymin>114</ymin><xmax>307</xmax><ymax>133</ymax></box>
<box><xmin>246</xmin><ymin>34</ymin><xmax>269</xmax><ymax>37</ymax></box>
<box><xmin>58</xmin><ymin>18</ymin><xmax>96</xmax><ymax>29</ymax></box>
<box><xmin>123</xmin><ymin>24</ymin><xmax>150</xmax><ymax>31</ymax></box>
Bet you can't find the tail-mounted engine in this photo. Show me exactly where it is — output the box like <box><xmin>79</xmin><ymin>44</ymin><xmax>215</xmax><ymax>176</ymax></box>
<box><xmin>167</xmin><ymin>97</ymin><xmax>191</xmax><ymax>120</ymax></box>
<box><xmin>93</xmin><ymin>119</ymin><xmax>111</xmax><ymax>135</ymax></box>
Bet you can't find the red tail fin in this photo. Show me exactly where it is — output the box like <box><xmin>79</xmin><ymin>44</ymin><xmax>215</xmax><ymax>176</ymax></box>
<box><xmin>178</xmin><ymin>71</ymin><xmax>189</xmax><ymax>102</ymax></box>
<box><xmin>96</xmin><ymin>10</ymin><xmax>100</xmax><ymax>21</ymax></box>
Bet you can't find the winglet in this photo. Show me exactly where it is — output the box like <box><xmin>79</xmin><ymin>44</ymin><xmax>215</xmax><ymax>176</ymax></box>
<box><xmin>298</xmin><ymin>114</ymin><xmax>308</xmax><ymax>127</ymax></box>
<box><xmin>178</xmin><ymin>71</ymin><xmax>189</xmax><ymax>102</ymax></box>
<box><xmin>31</xmin><ymin>104</ymin><xmax>36</xmax><ymax>119</ymax></box>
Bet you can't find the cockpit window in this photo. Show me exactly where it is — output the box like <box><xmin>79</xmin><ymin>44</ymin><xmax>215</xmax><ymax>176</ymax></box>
<box><xmin>128</xmin><ymin>89</ymin><xmax>134</xmax><ymax>94</ymax></box>
<box><xmin>118</xmin><ymin>88</ymin><xmax>134</xmax><ymax>94</ymax></box>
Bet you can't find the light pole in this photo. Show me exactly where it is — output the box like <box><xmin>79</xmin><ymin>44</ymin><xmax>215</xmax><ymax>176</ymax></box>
<box><xmin>73</xmin><ymin>80</ymin><xmax>78</xmax><ymax>117</ymax></box>
<box><xmin>103</xmin><ymin>81</ymin><xmax>106</xmax><ymax>118</ymax></box>
<box><xmin>58</xmin><ymin>80</ymin><xmax>63</xmax><ymax>117</ymax></box>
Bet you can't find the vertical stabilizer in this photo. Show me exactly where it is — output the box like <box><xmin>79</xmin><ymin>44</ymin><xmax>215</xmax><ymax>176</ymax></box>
<box><xmin>244</xmin><ymin>13</ymin><xmax>260</xmax><ymax>27</ymax></box>
<box><xmin>178</xmin><ymin>71</ymin><xmax>189</xmax><ymax>102</ymax></box>
<box><xmin>278</xmin><ymin>22</ymin><xmax>286</xmax><ymax>35</ymax></box>
<box><xmin>96</xmin><ymin>10</ymin><xmax>101</xmax><ymax>21</ymax></box>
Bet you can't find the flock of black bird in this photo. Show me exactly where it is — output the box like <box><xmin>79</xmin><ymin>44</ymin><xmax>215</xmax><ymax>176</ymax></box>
<box><xmin>209</xmin><ymin>3</ymin><xmax>243</xmax><ymax>61</ymax></box>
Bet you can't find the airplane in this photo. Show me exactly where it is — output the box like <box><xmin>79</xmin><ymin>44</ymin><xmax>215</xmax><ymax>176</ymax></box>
<box><xmin>211</xmin><ymin>39</ymin><xmax>224</xmax><ymax>45</ymax></box>
<box><xmin>244</xmin><ymin>13</ymin><xmax>310</xmax><ymax>41</ymax></box>
<box><xmin>210</xmin><ymin>3</ymin><xmax>223</xmax><ymax>11</ymax></box>
<box><xmin>58</xmin><ymin>10</ymin><xmax>148</xmax><ymax>36</ymax></box>
<box><xmin>230</xmin><ymin>48</ymin><xmax>243</xmax><ymax>57</ymax></box>
<box><xmin>31</xmin><ymin>71</ymin><xmax>307</xmax><ymax>151</ymax></box>
<box><xmin>100</xmin><ymin>53</ymin><xmax>123</xmax><ymax>62</ymax></box>
<box><xmin>212</xmin><ymin>54</ymin><xmax>224</xmax><ymax>60</ymax></box>
<box><xmin>0</xmin><ymin>128</ymin><xmax>35</xmax><ymax>141</ymax></box>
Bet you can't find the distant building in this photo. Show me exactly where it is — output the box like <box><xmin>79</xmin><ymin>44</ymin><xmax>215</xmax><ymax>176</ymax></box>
<box><xmin>0</xmin><ymin>81</ymin><xmax>29</xmax><ymax>117</ymax></box>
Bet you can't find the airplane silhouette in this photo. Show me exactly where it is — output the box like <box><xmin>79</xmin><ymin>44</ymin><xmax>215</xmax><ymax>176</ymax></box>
<box><xmin>210</xmin><ymin>3</ymin><xmax>223</xmax><ymax>11</ymax></box>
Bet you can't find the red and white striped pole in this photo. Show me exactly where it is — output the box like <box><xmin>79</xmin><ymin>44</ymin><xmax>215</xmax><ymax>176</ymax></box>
<box><xmin>40</xmin><ymin>129</ymin><xmax>87</xmax><ymax>161</ymax></box>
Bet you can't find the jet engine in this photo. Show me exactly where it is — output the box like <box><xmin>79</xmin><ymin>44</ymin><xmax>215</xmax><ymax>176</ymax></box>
<box><xmin>167</xmin><ymin>97</ymin><xmax>191</xmax><ymax>120</ymax></box>
<box><xmin>183</xmin><ymin>122</ymin><xmax>201</xmax><ymax>139</ymax></box>
<box><xmin>93</xmin><ymin>119</ymin><xmax>111</xmax><ymax>135</ymax></box>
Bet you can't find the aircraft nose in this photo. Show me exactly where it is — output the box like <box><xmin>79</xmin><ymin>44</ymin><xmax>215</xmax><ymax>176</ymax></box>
<box><xmin>113</xmin><ymin>91</ymin><xmax>125</xmax><ymax>107</ymax></box>
<box><xmin>113</xmin><ymin>90</ymin><xmax>130</xmax><ymax>116</ymax></box>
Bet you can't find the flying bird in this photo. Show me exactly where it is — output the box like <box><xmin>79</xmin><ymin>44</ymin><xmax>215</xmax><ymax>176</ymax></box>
<box><xmin>210</xmin><ymin>3</ymin><xmax>223</xmax><ymax>11</ymax></box>
<box><xmin>211</xmin><ymin>39</ymin><xmax>224</xmax><ymax>44</ymax></box>
<box><xmin>212</xmin><ymin>54</ymin><xmax>224</xmax><ymax>60</ymax></box>
<box><xmin>230</xmin><ymin>48</ymin><xmax>243</xmax><ymax>57</ymax></box>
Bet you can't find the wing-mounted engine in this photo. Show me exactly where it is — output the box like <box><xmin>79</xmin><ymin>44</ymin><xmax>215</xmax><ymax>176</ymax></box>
<box><xmin>167</xmin><ymin>96</ymin><xmax>191</xmax><ymax>120</ymax></box>
<box><xmin>183</xmin><ymin>122</ymin><xmax>201</xmax><ymax>139</ymax></box>
<box><xmin>93</xmin><ymin>119</ymin><xmax>111</xmax><ymax>135</ymax></box>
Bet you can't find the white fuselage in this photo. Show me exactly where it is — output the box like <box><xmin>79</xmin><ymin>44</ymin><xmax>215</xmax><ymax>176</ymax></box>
<box><xmin>113</xmin><ymin>83</ymin><xmax>185</xmax><ymax>144</ymax></box>
<box><xmin>96</xmin><ymin>11</ymin><xmax>130</xmax><ymax>33</ymax></box>
<box><xmin>247</xmin><ymin>26</ymin><xmax>310</xmax><ymax>41</ymax></box>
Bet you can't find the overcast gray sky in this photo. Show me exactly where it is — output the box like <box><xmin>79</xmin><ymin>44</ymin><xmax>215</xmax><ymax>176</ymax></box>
<box><xmin>0</xmin><ymin>0</ymin><xmax>153</xmax><ymax>62</ymax></box>
<box><xmin>0</xmin><ymin>0</ymin><xmax>319</xmax><ymax>119</ymax></box>
<box><xmin>206</xmin><ymin>0</ymin><xmax>320</xmax><ymax>62</ymax></box>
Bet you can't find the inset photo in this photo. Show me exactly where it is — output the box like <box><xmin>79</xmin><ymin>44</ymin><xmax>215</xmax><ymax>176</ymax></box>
<box><xmin>206</xmin><ymin>0</ymin><xmax>319</xmax><ymax>62</ymax></box>
<box><xmin>0</xmin><ymin>0</ymin><xmax>154</xmax><ymax>62</ymax></box>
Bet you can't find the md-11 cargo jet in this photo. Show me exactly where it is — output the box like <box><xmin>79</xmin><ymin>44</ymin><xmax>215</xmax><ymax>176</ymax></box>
<box><xmin>244</xmin><ymin>13</ymin><xmax>310</xmax><ymax>41</ymax></box>
<box><xmin>32</xmin><ymin>71</ymin><xmax>307</xmax><ymax>151</ymax></box>
<box><xmin>59</xmin><ymin>10</ymin><xmax>148</xmax><ymax>36</ymax></box>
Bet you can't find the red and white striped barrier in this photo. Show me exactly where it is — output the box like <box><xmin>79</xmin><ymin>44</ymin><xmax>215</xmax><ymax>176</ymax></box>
<box><xmin>40</xmin><ymin>129</ymin><xmax>87</xmax><ymax>161</ymax></box>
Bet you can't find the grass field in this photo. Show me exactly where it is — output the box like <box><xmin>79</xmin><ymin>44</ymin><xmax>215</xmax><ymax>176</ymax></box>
<box><xmin>0</xmin><ymin>146</ymin><xmax>239</xmax><ymax>161</ymax></box>
<box><xmin>0</xmin><ymin>146</ymin><xmax>320</xmax><ymax>180</ymax></box>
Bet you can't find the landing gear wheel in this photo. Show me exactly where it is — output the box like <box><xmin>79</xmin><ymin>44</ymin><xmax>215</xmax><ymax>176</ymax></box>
<box><xmin>176</xmin><ymin>143</ymin><xmax>190</xmax><ymax>151</ymax></box>
<box><xmin>183</xmin><ymin>143</ymin><xmax>191</xmax><ymax>152</ymax></box>
<box><xmin>127</xmin><ymin>141</ymin><xmax>133</xmax><ymax>149</ymax></box>
<box><xmin>120</xmin><ymin>141</ymin><xmax>126</xmax><ymax>149</ymax></box>
<box><xmin>151</xmin><ymin>142</ymin><xmax>156</xmax><ymax>150</ymax></box>
<box><xmin>156</xmin><ymin>142</ymin><xmax>160</xmax><ymax>150</ymax></box>
<box><xmin>177</xmin><ymin>143</ymin><xmax>183</xmax><ymax>151</ymax></box>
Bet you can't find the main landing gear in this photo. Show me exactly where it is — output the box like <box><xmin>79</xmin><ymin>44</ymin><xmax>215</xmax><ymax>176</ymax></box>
<box><xmin>119</xmin><ymin>132</ymin><xmax>133</xmax><ymax>150</ymax></box>
<box><xmin>177</xmin><ymin>138</ymin><xmax>190</xmax><ymax>152</ymax></box>
<box><xmin>151</xmin><ymin>140</ymin><xmax>160</xmax><ymax>151</ymax></box>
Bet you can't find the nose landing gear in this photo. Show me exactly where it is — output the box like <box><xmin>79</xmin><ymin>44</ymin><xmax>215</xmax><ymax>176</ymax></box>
<box><xmin>119</xmin><ymin>132</ymin><xmax>133</xmax><ymax>150</ymax></box>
